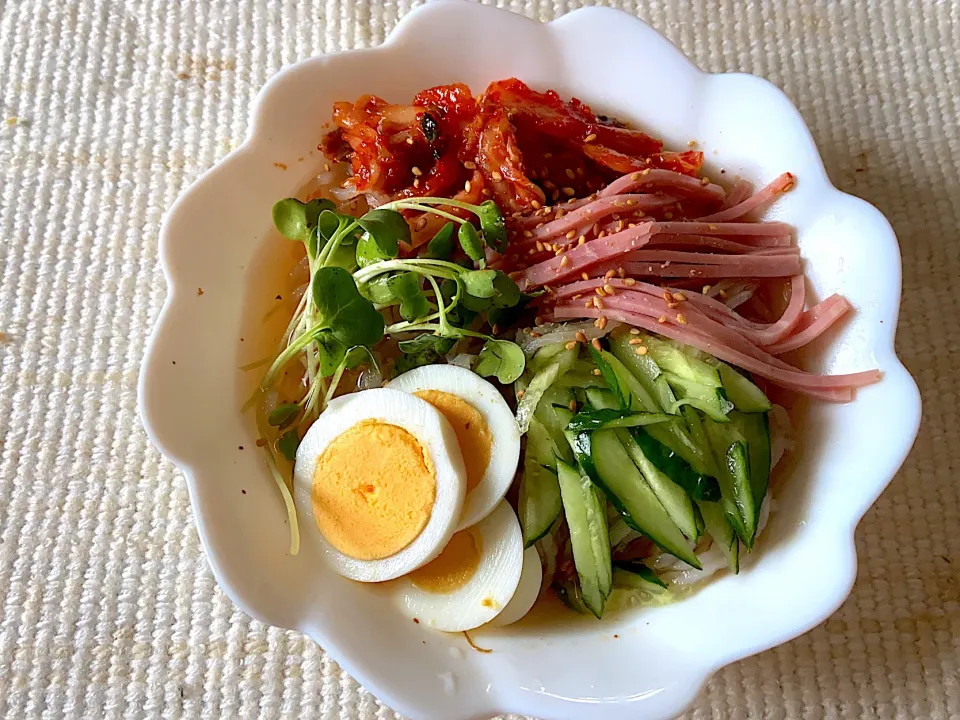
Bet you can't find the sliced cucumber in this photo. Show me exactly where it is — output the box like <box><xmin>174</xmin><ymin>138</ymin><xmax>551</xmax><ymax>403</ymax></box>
<box><xmin>726</xmin><ymin>441</ymin><xmax>755</xmax><ymax>543</ymax></box>
<box><xmin>555</xmin><ymin>578</ymin><xmax>590</xmax><ymax>615</ymax></box>
<box><xmin>718</xmin><ymin>364</ymin><xmax>772</xmax><ymax>413</ymax></box>
<box><xmin>515</xmin><ymin>348</ymin><xmax>577</xmax><ymax>433</ymax></box>
<box><xmin>644</xmin><ymin>418</ymin><xmax>712</xmax><ymax>477</ymax></box>
<box><xmin>609</xmin><ymin>333</ymin><xmax>679</xmax><ymax>414</ymax></box>
<box><xmin>613</xmin><ymin>568</ymin><xmax>669</xmax><ymax>595</ymax></box>
<box><xmin>555</xmin><ymin>370</ymin><xmax>607</xmax><ymax>388</ymax></box>
<box><xmin>665</xmin><ymin>373</ymin><xmax>734</xmax><ymax>422</ymax></box>
<box><xmin>680</xmin><ymin>406</ymin><xmax>713</xmax><ymax>469</ymax></box>
<box><xmin>697</xmin><ymin>499</ymin><xmax>740</xmax><ymax>573</ymax></box>
<box><xmin>586</xmin><ymin>390</ymin><xmax>711</xmax><ymax>526</ymax></box>
<box><xmin>566</xmin><ymin>409</ymin><xmax>671</xmax><ymax>433</ymax></box>
<box><xmin>577</xmin><ymin>429</ymin><xmax>701</xmax><ymax>569</ymax></box>
<box><xmin>703</xmin><ymin>418</ymin><xmax>757</xmax><ymax>546</ymax></box>
<box><xmin>592</xmin><ymin>349</ymin><xmax>712</xmax><ymax>474</ymax></box>
<box><xmin>629</xmin><ymin>428</ymin><xmax>720</xmax><ymax>502</ymax></box>
<box><xmin>644</xmin><ymin>334</ymin><xmax>722</xmax><ymax>388</ymax></box>
<box><xmin>528</xmin><ymin>341</ymin><xmax>569</xmax><ymax>374</ymax></box>
<box><xmin>584</xmin><ymin>387</ymin><xmax>615</xmax><ymax>409</ymax></box>
<box><xmin>556</xmin><ymin>460</ymin><xmax>613</xmax><ymax>618</ymax></box>
<box><xmin>731</xmin><ymin>410</ymin><xmax>771</xmax><ymax>526</ymax></box>
<box><xmin>693</xmin><ymin>501</ymin><xmax>705</xmax><ymax>536</ymax></box>
<box><xmin>590</xmin><ymin>348</ymin><xmax>659</xmax><ymax>411</ymax></box>
<box><xmin>519</xmin><ymin>418</ymin><xmax>562</xmax><ymax>547</ymax></box>
<box><xmin>613</xmin><ymin>559</ymin><xmax>668</xmax><ymax>589</ymax></box>
<box><xmin>534</xmin><ymin>386</ymin><xmax>576</xmax><ymax>465</ymax></box>
<box><xmin>614</xmin><ymin>429</ymin><xmax>699</xmax><ymax>541</ymax></box>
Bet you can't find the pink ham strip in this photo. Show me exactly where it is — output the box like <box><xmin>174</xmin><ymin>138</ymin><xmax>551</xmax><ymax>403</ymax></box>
<box><xmin>679</xmin><ymin>275</ymin><xmax>806</xmax><ymax>344</ymax></box>
<box><xmin>720</xmin><ymin>178</ymin><xmax>754</xmax><ymax>209</ymax></box>
<box><xmin>519</xmin><ymin>225</ymin><xmax>653</xmax><ymax>289</ymax></box>
<box><xmin>766</xmin><ymin>295</ymin><xmax>853</xmax><ymax>354</ymax></box>
<box><xmin>519</xmin><ymin>194</ymin><xmax>678</xmax><ymax>245</ymax></box>
<box><xmin>512</xmin><ymin>221</ymin><xmax>794</xmax><ymax>270</ymax></box>
<box><xmin>625</xmin><ymin>249</ymin><xmax>800</xmax><ymax>267</ymax></box>
<box><xmin>550</xmin><ymin>303</ymin><xmax>879</xmax><ymax>400</ymax></box>
<box><xmin>599</xmin><ymin>169</ymin><xmax>727</xmax><ymax>203</ymax></box>
<box><xmin>649</xmin><ymin>221</ymin><xmax>794</xmax><ymax>238</ymax></box>
<box><xmin>644</xmin><ymin>233</ymin><xmax>787</xmax><ymax>254</ymax></box>
<box><xmin>698</xmin><ymin>172</ymin><xmax>796</xmax><ymax>223</ymax></box>
<box><xmin>554</xmin><ymin>275</ymin><xmax>807</xmax><ymax>347</ymax></box>
<box><xmin>750</xmin><ymin>247</ymin><xmax>801</xmax><ymax>256</ymax></box>
<box><xmin>549</xmin><ymin>280</ymin><xmax>805</xmax><ymax>380</ymax></box>
<box><xmin>622</xmin><ymin>256</ymin><xmax>802</xmax><ymax>278</ymax></box>
<box><xmin>512</xmin><ymin>197</ymin><xmax>595</xmax><ymax>230</ymax></box>
<box><xmin>594</xmin><ymin>291</ymin><xmax>807</xmax><ymax>375</ymax></box>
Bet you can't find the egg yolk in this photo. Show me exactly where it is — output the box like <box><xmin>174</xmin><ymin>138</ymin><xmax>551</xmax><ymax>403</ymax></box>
<box><xmin>311</xmin><ymin>421</ymin><xmax>436</xmax><ymax>561</ymax></box>
<box><xmin>414</xmin><ymin>390</ymin><xmax>491</xmax><ymax>494</ymax></box>
<box><xmin>408</xmin><ymin>530</ymin><xmax>482</xmax><ymax>593</ymax></box>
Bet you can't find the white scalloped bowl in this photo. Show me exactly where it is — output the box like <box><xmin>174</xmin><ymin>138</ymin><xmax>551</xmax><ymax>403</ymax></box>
<box><xmin>138</xmin><ymin>3</ymin><xmax>921</xmax><ymax>719</ymax></box>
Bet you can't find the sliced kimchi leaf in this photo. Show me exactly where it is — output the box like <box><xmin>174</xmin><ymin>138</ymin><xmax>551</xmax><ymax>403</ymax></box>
<box><xmin>483</xmin><ymin>78</ymin><xmax>663</xmax><ymax>158</ymax></box>
<box><xmin>650</xmin><ymin>150</ymin><xmax>704</xmax><ymax>177</ymax></box>
<box><xmin>475</xmin><ymin>104</ymin><xmax>546</xmax><ymax>215</ymax></box>
<box><xmin>324</xmin><ymin>86</ymin><xmax>479</xmax><ymax>197</ymax></box>
<box><xmin>581</xmin><ymin>145</ymin><xmax>705</xmax><ymax>179</ymax></box>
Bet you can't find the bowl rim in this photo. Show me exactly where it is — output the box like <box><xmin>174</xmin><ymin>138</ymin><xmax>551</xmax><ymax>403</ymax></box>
<box><xmin>138</xmin><ymin>2</ymin><xmax>923</xmax><ymax>718</ymax></box>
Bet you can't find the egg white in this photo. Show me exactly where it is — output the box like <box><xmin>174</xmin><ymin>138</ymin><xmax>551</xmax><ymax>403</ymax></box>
<box><xmin>293</xmin><ymin>387</ymin><xmax>467</xmax><ymax>582</ymax></box>
<box><xmin>391</xmin><ymin>501</ymin><xmax>524</xmax><ymax>632</ymax></box>
<box><xmin>388</xmin><ymin>365</ymin><xmax>521</xmax><ymax>530</ymax></box>
<box><xmin>486</xmin><ymin>544</ymin><xmax>542</xmax><ymax>627</ymax></box>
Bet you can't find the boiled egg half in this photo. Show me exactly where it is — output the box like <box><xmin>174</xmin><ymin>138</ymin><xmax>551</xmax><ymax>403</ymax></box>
<box><xmin>389</xmin><ymin>500</ymin><xmax>524</xmax><ymax>631</ymax></box>
<box><xmin>293</xmin><ymin>388</ymin><xmax>466</xmax><ymax>582</ymax></box>
<box><xmin>388</xmin><ymin>365</ymin><xmax>521</xmax><ymax>530</ymax></box>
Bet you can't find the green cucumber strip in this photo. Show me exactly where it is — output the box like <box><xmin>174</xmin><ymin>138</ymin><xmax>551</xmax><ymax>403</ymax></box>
<box><xmin>614</xmin><ymin>429</ymin><xmax>699</xmax><ymax>541</ymax></box>
<box><xmin>612</xmin><ymin>567</ymin><xmax>670</xmax><ymax>594</ymax></box>
<box><xmin>726</xmin><ymin>441</ymin><xmax>756</xmax><ymax>545</ymax></box>
<box><xmin>613</xmin><ymin>559</ymin><xmax>668</xmax><ymax>588</ymax></box>
<box><xmin>735</xmin><ymin>410</ymin><xmax>771</xmax><ymax>514</ymax></box>
<box><xmin>566</xmin><ymin>409</ymin><xmax>671</xmax><ymax>433</ymax></box>
<box><xmin>718</xmin><ymin>364</ymin><xmax>772</xmax><ymax>412</ymax></box>
<box><xmin>578</xmin><ymin>429</ymin><xmax>701</xmax><ymax>569</ymax></box>
<box><xmin>681</xmin><ymin>406</ymin><xmax>717</xmax><ymax>476</ymax></box>
<box><xmin>534</xmin><ymin>386</ymin><xmax>575</xmax><ymax>464</ymax></box>
<box><xmin>643</xmin><ymin>418</ymin><xmax>711</xmax><ymax>476</ymax></box>
<box><xmin>630</xmin><ymin>428</ymin><xmax>720</xmax><ymax>502</ymax></box>
<box><xmin>697</xmin><ymin>499</ymin><xmax>740</xmax><ymax>573</ymax></box>
<box><xmin>527</xmin><ymin>341</ymin><xmax>568</xmax><ymax>374</ymax></box>
<box><xmin>556</xmin><ymin>460</ymin><xmax>613</xmax><ymax>618</ymax></box>
<box><xmin>589</xmin><ymin>347</ymin><xmax>659</xmax><ymax>411</ymax></box>
<box><xmin>609</xmin><ymin>332</ymin><xmax>679</xmax><ymax>413</ymax></box>
<box><xmin>519</xmin><ymin>418</ymin><xmax>562</xmax><ymax>547</ymax></box>
<box><xmin>693</xmin><ymin>500</ymin><xmax>705</xmax><ymax>536</ymax></box>
<box><xmin>664</xmin><ymin>373</ymin><xmax>734</xmax><ymax>422</ymax></box>
<box><xmin>584</xmin><ymin>387</ymin><xmax>614</xmax><ymax>408</ymax></box>
<box><xmin>592</xmin><ymin>348</ymin><xmax>712</xmax><ymax>473</ymax></box>
<box><xmin>555</xmin><ymin>370</ymin><xmax>607</xmax><ymax>388</ymax></box>
<box><xmin>589</xmin><ymin>388</ymin><xmax>720</xmax><ymax>503</ymax></box>
<box><xmin>703</xmin><ymin>418</ymin><xmax>757</xmax><ymax>546</ymax></box>
<box><xmin>515</xmin><ymin>348</ymin><xmax>577</xmax><ymax>434</ymax></box>
<box><xmin>644</xmin><ymin>334</ymin><xmax>722</xmax><ymax>387</ymax></box>
<box><xmin>555</xmin><ymin>578</ymin><xmax>590</xmax><ymax>615</ymax></box>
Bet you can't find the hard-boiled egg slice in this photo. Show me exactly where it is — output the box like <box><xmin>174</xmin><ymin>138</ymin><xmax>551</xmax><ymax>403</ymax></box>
<box><xmin>390</xmin><ymin>501</ymin><xmax>524</xmax><ymax>632</ymax></box>
<box><xmin>293</xmin><ymin>387</ymin><xmax>466</xmax><ymax>582</ymax></box>
<box><xmin>486</xmin><ymin>545</ymin><xmax>542</xmax><ymax>627</ymax></box>
<box><xmin>388</xmin><ymin>365</ymin><xmax>520</xmax><ymax>530</ymax></box>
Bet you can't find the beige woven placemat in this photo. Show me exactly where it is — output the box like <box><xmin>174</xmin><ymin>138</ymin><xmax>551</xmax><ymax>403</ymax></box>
<box><xmin>0</xmin><ymin>0</ymin><xmax>957</xmax><ymax>717</ymax></box>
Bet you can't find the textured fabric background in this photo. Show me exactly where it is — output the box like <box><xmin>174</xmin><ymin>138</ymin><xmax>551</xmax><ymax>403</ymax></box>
<box><xmin>0</xmin><ymin>0</ymin><xmax>957</xmax><ymax>718</ymax></box>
